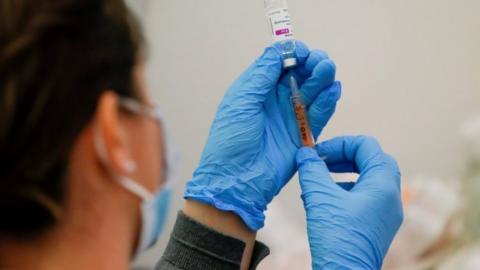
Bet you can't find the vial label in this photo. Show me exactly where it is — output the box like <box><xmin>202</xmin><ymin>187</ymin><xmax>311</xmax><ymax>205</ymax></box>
<box><xmin>267</xmin><ymin>8</ymin><xmax>294</xmax><ymax>42</ymax></box>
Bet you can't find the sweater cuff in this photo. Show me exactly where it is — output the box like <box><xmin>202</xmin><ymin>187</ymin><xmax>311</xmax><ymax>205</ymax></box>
<box><xmin>156</xmin><ymin>211</ymin><xmax>270</xmax><ymax>270</ymax></box>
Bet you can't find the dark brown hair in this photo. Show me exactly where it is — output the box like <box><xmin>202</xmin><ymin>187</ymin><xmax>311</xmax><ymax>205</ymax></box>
<box><xmin>0</xmin><ymin>0</ymin><xmax>143</xmax><ymax>239</ymax></box>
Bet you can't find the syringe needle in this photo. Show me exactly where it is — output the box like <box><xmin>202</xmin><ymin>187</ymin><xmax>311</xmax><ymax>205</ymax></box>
<box><xmin>289</xmin><ymin>75</ymin><xmax>300</xmax><ymax>96</ymax></box>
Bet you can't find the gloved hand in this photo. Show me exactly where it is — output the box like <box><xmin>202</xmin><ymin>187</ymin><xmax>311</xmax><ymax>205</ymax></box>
<box><xmin>185</xmin><ymin>42</ymin><xmax>342</xmax><ymax>231</ymax></box>
<box><xmin>296</xmin><ymin>136</ymin><xmax>403</xmax><ymax>269</ymax></box>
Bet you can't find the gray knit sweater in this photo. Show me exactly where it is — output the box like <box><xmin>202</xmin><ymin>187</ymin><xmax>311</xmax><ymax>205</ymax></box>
<box><xmin>155</xmin><ymin>212</ymin><xmax>270</xmax><ymax>270</ymax></box>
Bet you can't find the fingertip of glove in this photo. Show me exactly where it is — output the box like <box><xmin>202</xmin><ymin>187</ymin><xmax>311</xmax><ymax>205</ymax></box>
<box><xmin>334</xmin><ymin>81</ymin><xmax>342</xmax><ymax>90</ymax></box>
<box><xmin>329</xmin><ymin>81</ymin><xmax>342</xmax><ymax>99</ymax></box>
<box><xmin>304</xmin><ymin>50</ymin><xmax>329</xmax><ymax>72</ymax></box>
<box><xmin>261</xmin><ymin>45</ymin><xmax>283</xmax><ymax>62</ymax></box>
<box><xmin>294</xmin><ymin>41</ymin><xmax>310</xmax><ymax>61</ymax></box>
<box><xmin>309</xmin><ymin>49</ymin><xmax>329</xmax><ymax>60</ymax></box>
<box><xmin>323</xmin><ymin>58</ymin><xmax>336</xmax><ymax>70</ymax></box>
<box><xmin>296</xmin><ymin>147</ymin><xmax>320</xmax><ymax>164</ymax></box>
<box><xmin>315</xmin><ymin>143</ymin><xmax>328</xmax><ymax>157</ymax></box>
<box><xmin>312</xmin><ymin>59</ymin><xmax>336</xmax><ymax>78</ymax></box>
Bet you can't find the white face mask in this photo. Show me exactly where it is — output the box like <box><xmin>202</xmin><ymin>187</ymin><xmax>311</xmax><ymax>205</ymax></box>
<box><xmin>94</xmin><ymin>97</ymin><xmax>178</xmax><ymax>258</ymax></box>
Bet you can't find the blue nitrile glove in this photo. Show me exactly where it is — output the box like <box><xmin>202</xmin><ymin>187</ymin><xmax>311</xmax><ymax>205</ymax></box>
<box><xmin>296</xmin><ymin>136</ymin><xmax>404</xmax><ymax>269</ymax></box>
<box><xmin>185</xmin><ymin>42</ymin><xmax>342</xmax><ymax>231</ymax></box>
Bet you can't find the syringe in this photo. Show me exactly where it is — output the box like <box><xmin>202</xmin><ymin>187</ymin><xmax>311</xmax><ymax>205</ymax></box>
<box><xmin>290</xmin><ymin>75</ymin><xmax>315</xmax><ymax>147</ymax></box>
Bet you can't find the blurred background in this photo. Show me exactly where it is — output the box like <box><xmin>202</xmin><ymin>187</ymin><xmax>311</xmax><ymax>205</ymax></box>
<box><xmin>126</xmin><ymin>0</ymin><xmax>480</xmax><ymax>269</ymax></box>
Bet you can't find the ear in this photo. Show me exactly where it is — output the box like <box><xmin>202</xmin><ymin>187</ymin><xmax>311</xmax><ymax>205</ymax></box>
<box><xmin>94</xmin><ymin>91</ymin><xmax>135</xmax><ymax>176</ymax></box>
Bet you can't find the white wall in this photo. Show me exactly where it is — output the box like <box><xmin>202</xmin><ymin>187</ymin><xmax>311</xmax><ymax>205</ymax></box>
<box><xmin>128</xmin><ymin>0</ymin><xmax>480</xmax><ymax>268</ymax></box>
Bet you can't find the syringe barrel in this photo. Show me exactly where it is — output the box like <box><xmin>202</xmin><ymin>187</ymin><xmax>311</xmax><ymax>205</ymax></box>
<box><xmin>291</xmin><ymin>96</ymin><xmax>315</xmax><ymax>147</ymax></box>
<box><xmin>264</xmin><ymin>0</ymin><xmax>297</xmax><ymax>69</ymax></box>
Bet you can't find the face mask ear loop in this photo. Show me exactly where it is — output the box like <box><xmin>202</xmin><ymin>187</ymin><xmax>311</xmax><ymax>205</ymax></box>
<box><xmin>118</xmin><ymin>175</ymin><xmax>154</xmax><ymax>201</ymax></box>
<box><xmin>93</xmin><ymin>125</ymin><xmax>154</xmax><ymax>202</ymax></box>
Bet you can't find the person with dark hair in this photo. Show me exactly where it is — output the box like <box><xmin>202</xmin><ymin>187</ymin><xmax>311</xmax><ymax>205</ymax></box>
<box><xmin>0</xmin><ymin>0</ymin><xmax>403</xmax><ymax>269</ymax></box>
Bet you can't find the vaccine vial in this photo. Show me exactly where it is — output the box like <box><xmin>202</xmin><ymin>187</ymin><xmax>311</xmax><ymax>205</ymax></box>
<box><xmin>264</xmin><ymin>0</ymin><xmax>297</xmax><ymax>69</ymax></box>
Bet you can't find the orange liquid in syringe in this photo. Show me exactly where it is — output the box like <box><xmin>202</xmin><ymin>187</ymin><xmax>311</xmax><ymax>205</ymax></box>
<box><xmin>292</xmin><ymin>99</ymin><xmax>315</xmax><ymax>147</ymax></box>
